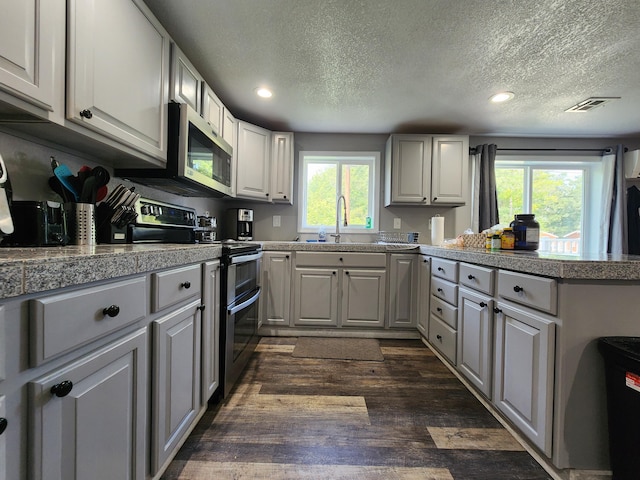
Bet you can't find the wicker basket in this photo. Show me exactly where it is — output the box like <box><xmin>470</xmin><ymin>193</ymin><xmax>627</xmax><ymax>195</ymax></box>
<box><xmin>377</xmin><ymin>231</ymin><xmax>419</xmax><ymax>244</ymax></box>
<box><xmin>461</xmin><ymin>233</ymin><xmax>486</xmax><ymax>248</ymax></box>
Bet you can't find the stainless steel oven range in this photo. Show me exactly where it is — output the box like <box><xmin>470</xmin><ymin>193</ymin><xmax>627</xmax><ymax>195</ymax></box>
<box><xmin>220</xmin><ymin>241</ymin><xmax>262</xmax><ymax>398</ymax></box>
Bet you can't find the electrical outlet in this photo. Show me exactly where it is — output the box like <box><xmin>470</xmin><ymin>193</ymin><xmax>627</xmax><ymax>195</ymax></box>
<box><xmin>272</xmin><ymin>215</ymin><xmax>281</xmax><ymax>227</ymax></box>
<box><xmin>393</xmin><ymin>218</ymin><xmax>401</xmax><ymax>229</ymax></box>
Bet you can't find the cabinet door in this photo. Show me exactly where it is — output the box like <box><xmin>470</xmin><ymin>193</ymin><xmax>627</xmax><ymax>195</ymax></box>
<box><xmin>458</xmin><ymin>287</ymin><xmax>494</xmax><ymax>398</ymax></box>
<box><xmin>341</xmin><ymin>268</ymin><xmax>386</xmax><ymax>328</ymax></box>
<box><xmin>0</xmin><ymin>395</ymin><xmax>5</xmax><ymax>480</ymax></box>
<box><xmin>0</xmin><ymin>0</ymin><xmax>61</xmax><ymax>112</ymax></box>
<box><xmin>385</xmin><ymin>135</ymin><xmax>431</xmax><ymax>205</ymax></box>
<box><xmin>67</xmin><ymin>0</ymin><xmax>169</xmax><ymax>160</ymax></box>
<box><xmin>431</xmin><ymin>136</ymin><xmax>469</xmax><ymax>204</ymax></box>
<box><xmin>270</xmin><ymin>132</ymin><xmax>294</xmax><ymax>204</ymax></box>
<box><xmin>202</xmin><ymin>261</ymin><xmax>220</xmax><ymax>402</ymax></box>
<box><xmin>152</xmin><ymin>299</ymin><xmax>202</xmax><ymax>475</ymax></box>
<box><xmin>493</xmin><ymin>301</ymin><xmax>555</xmax><ymax>456</ymax></box>
<box><xmin>29</xmin><ymin>329</ymin><xmax>147</xmax><ymax>480</ymax></box>
<box><xmin>261</xmin><ymin>252</ymin><xmax>292</xmax><ymax>327</ymax></box>
<box><xmin>224</xmin><ymin>109</ymin><xmax>238</xmax><ymax>197</ymax></box>
<box><xmin>293</xmin><ymin>268</ymin><xmax>338</xmax><ymax>326</ymax></box>
<box><xmin>417</xmin><ymin>256</ymin><xmax>430</xmax><ymax>336</ymax></box>
<box><xmin>236</xmin><ymin>121</ymin><xmax>271</xmax><ymax>201</ymax></box>
<box><xmin>202</xmin><ymin>84</ymin><xmax>224</xmax><ymax>135</ymax></box>
<box><xmin>171</xmin><ymin>43</ymin><xmax>202</xmax><ymax>114</ymax></box>
<box><xmin>388</xmin><ymin>254</ymin><xmax>417</xmax><ymax>328</ymax></box>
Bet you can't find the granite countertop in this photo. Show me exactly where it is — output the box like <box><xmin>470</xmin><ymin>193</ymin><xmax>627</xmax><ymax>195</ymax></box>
<box><xmin>0</xmin><ymin>243</ymin><xmax>222</xmax><ymax>300</ymax></box>
<box><xmin>260</xmin><ymin>241</ymin><xmax>640</xmax><ymax>281</ymax></box>
<box><xmin>1</xmin><ymin>241</ymin><xmax>639</xmax><ymax>301</ymax></box>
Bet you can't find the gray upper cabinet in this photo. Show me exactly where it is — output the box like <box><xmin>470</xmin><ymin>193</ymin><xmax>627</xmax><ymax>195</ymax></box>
<box><xmin>236</xmin><ymin>120</ymin><xmax>272</xmax><ymax>201</ymax></box>
<box><xmin>202</xmin><ymin>83</ymin><xmax>224</xmax><ymax>136</ymax></box>
<box><xmin>384</xmin><ymin>134</ymin><xmax>469</xmax><ymax>206</ymax></box>
<box><xmin>67</xmin><ymin>0</ymin><xmax>170</xmax><ymax>162</ymax></box>
<box><xmin>170</xmin><ymin>43</ymin><xmax>203</xmax><ymax>114</ymax></box>
<box><xmin>0</xmin><ymin>0</ymin><xmax>63</xmax><ymax>115</ymax></box>
<box><xmin>29</xmin><ymin>328</ymin><xmax>148</xmax><ymax>480</ymax></box>
<box><xmin>270</xmin><ymin>132</ymin><xmax>295</xmax><ymax>204</ymax></box>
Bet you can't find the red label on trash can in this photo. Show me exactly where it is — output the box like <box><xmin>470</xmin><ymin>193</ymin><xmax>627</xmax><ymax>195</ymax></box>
<box><xmin>626</xmin><ymin>372</ymin><xmax>640</xmax><ymax>393</ymax></box>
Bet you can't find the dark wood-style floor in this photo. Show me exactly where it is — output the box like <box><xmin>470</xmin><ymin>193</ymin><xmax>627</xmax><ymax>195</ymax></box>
<box><xmin>161</xmin><ymin>337</ymin><xmax>552</xmax><ymax>479</ymax></box>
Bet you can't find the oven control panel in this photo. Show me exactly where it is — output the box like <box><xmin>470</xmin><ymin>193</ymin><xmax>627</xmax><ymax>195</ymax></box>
<box><xmin>134</xmin><ymin>197</ymin><xmax>196</xmax><ymax>228</ymax></box>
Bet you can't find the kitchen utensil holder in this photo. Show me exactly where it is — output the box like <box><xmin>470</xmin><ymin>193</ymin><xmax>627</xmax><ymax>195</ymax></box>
<box><xmin>65</xmin><ymin>203</ymin><xmax>96</xmax><ymax>245</ymax></box>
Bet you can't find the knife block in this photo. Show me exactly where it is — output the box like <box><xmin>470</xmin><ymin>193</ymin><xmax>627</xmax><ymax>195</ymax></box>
<box><xmin>96</xmin><ymin>204</ymin><xmax>127</xmax><ymax>243</ymax></box>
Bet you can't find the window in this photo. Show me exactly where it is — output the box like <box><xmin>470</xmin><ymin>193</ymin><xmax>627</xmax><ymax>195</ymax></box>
<box><xmin>298</xmin><ymin>151</ymin><xmax>380</xmax><ymax>234</ymax></box>
<box><xmin>495</xmin><ymin>155</ymin><xmax>607</xmax><ymax>255</ymax></box>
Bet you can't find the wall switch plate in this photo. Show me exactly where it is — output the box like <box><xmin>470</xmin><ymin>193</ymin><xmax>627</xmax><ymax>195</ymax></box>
<box><xmin>393</xmin><ymin>218</ymin><xmax>401</xmax><ymax>229</ymax></box>
<box><xmin>273</xmin><ymin>215</ymin><xmax>281</xmax><ymax>227</ymax></box>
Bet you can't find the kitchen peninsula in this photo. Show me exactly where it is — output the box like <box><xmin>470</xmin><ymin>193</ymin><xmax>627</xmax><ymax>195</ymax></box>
<box><xmin>2</xmin><ymin>242</ymin><xmax>639</xmax><ymax>479</ymax></box>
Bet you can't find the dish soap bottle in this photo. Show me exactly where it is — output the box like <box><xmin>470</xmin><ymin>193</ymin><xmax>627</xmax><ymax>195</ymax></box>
<box><xmin>318</xmin><ymin>227</ymin><xmax>326</xmax><ymax>242</ymax></box>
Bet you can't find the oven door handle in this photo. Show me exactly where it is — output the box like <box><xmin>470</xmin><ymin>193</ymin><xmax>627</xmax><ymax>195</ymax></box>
<box><xmin>230</xmin><ymin>251</ymin><xmax>263</xmax><ymax>265</ymax></box>
<box><xmin>227</xmin><ymin>286</ymin><xmax>261</xmax><ymax>316</ymax></box>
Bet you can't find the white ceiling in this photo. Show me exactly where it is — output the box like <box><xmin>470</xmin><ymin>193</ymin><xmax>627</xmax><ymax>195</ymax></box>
<box><xmin>143</xmin><ymin>0</ymin><xmax>640</xmax><ymax>138</ymax></box>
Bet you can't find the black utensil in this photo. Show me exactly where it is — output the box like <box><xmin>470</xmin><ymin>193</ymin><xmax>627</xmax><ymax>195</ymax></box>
<box><xmin>80</xmin><ymin>176</ymin><xmax>97</xmax><ymax>204</ymax></box>
<box><xmin>48</xmin><ymin>176</ymin><xmax>69</xmax><ymax>203</ymax></box>
<box><xmin>91</xmin><ymin>166</ymin><xmax>110</xmax><ymax>187</ymax></box>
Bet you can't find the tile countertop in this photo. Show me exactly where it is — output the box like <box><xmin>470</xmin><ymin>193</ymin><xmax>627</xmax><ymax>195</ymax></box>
<box><xmin>0</xmin><ymin>243</ymin><xmax>222</xmax><ymax>300</ymax></box>
<box><xmin>260</xmin><ymin>241</ymin><xmax>640</xmax><ymax>281</ymax></box>
<box><xmin>1</xmin><ymin>241</ymin><xmax>639</xmax><ymax>300</ymax></box>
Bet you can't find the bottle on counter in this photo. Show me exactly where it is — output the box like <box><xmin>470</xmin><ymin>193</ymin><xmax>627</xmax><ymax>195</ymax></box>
<box><xmin>491</xmin><ymin>233</ymin><xmax>502</xmax><ymax>250</ymax></box>
<box><xmin>318</xmin><ymin>227</ymin><xmax>326</xmax><ymax>242</ymax></box>
<box><xmin>501</xmin><ymin>227</ymin><xmax>515</xmax><ymax>250</ymax></box>
<box><xmin>485</xmin><ymin>232</ymin><xmax>493</xmax><ymax>249</ymax></box>
<box><xmin>510</xmin><ymin>214</ymin><xmax>540</xmax><ymax>250</ymax></box>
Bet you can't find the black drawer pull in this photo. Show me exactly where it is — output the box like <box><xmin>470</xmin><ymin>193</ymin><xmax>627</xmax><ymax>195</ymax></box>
<box><xmin>494</xmin><ymin>307</ymin><xmax>502</xmax><ymax>314</ymax></box>
<box><xmin>436</xmin><ymin>334</ymin><xmax>443</xmax><ymax>341</ymax></box>
<box><xmin>51</xmin><ymin>380</ymin><xmax>73</xmax><ymax>398</ymax></box>
<box><xmin>79</xmin><ymin>109</ymin><xmax>93</xmax><ymax>119</ymax></box>
<box><xmin>0</xmin><ymin>417</ymin><xmax>7</xmax><ymax>435</ymax></box>
<box><xmin>513</xmin><ymin>285</ymin><xmax>524</xmax><ymax>293</ymax></box>
<box><xmin>437</xmin><ymin>267</ymin><xmax>444</xmax><ymax>272</ymax></box>
<box><xmin>197</xmin><ymin>304</ymin><xmax>206</xmax><ymax>312</ymax></box>
<box><xmin>102</xmin><ymin>305</ymin><xmax>120</xmax><ymax>317</ymax></box>
<box><xmin>479</xmin><ymin>302</ymin><xmax>487</xmax><ymax>308</ymax></box>
<box><xmin>436</xmin><ymin>307</ymin><xmax>443</xmax><ymax>313</ymax></box>
<box><xmin>437</xmin><ymin>288</ymin><xmax>443</xmax><ymax>293</ymax></box>
<box><xmin>468</xmin><ymin>274</ymin><xmax>475</xmax><ymax>280</ymax></box>
<box><xmin>181</xmin><ymin>281</ymin><xmax>192</xmax><ymax>289</ymax></box>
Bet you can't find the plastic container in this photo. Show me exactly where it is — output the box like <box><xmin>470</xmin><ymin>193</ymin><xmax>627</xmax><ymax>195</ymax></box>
<box><xmin>510</xmin><ymin>214</ymin><xmax>540</xmax><ymax>250</ymax></box>
<box><xmin>501</xmin><ymin>228</ymin><xmax>515</xmax><ymax>250</ymax></box>
<box><xmin>318</xmin><ymin>227</ymin><xmax>326</xmax><ymax>242</ymax></box>
<box><xmin>598</xmin><ymin>337</ymin><xmax>640</xmax><ymax>480</ymax></box>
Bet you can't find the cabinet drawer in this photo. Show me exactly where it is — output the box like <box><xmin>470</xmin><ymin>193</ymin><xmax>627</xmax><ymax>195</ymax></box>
<box><xmin>429</xmin><ymin>314</ymin><xmax>457</xmax><ymax>364</ymax></box>
<box><xmin>430</xmin><ymin>295</ymin><xmax>458</xmax><ymax>329</ymax></box>
<box><xmin>30</xmin><ymin>276</ymin><xmax>147</xmax><ymax>366</ymax></box>
<box><xmin>296</xmin><ymin>252</ymin><xmax>386</xmax><ymax>268</ymax></box>
<box><xmin>459</xmin><ymin>263</ymin><xmax>495</xmax><ymax>295</ymax></box>
<box><xmin>431</xmin><ymin>257</ymin><xmax>458</xmax><ymax>282</ymax></box>
<box><xmin>498</xmin><ymin>270</ymin><xmax>557</xmax><ymax>315</ymax></box>
<box><xmin>152</xmin><ymin>264</ymin><xmax>202</xmax><ymax>312</ymax></box>
<box><xmin>431</xmin><ymin>276</ymin><xmax>458</xmax><ymax>306</ymax></box>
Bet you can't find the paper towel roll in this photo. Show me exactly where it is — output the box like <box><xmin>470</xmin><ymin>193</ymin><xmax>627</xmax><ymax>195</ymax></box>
<box><xmin>431</xmin><ymin>216</ymin><xmax>444</xmax><ymax>246</ymax></box>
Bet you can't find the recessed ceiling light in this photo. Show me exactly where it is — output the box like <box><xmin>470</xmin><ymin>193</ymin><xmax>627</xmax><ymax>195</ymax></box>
<box><xmin>255</xmin><ymin>87</ymin><xmax>273</xmax><ymax>98</ymax></box>
<box><xmin>489</xmin><ymin>91</ymin><xmax>515</xmax><ymax>103</ymax></box>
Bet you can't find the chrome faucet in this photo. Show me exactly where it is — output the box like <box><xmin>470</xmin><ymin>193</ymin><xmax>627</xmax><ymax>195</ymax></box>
<box><xmin>331</xmin><ymin>195</ymin><xmax>348</xmax><ymax>243</ymax></box>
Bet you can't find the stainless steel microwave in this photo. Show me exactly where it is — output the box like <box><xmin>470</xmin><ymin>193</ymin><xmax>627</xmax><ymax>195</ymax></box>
<box><xmin>115</xmin><ymin>103</ymin><xmax>233</xmax><ymax>197</ymax></box>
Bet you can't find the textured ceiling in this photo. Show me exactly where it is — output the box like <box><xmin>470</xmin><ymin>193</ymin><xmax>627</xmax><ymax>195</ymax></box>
<box><xmin>143</xmin><ymin>0</ymin><xmax>640</xmax><ymax>137</ymax></box>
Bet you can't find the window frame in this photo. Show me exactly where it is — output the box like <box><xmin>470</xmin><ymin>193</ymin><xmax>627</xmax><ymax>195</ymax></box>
<box><xmin>297</xmin><ymin>151</ymin><xmax>381</xmax><ymax>235</ymax></box>
<box><xmin>495</xmin><ymin>154</ymin><xmax>606</xmax><ymax>255</ymax></box>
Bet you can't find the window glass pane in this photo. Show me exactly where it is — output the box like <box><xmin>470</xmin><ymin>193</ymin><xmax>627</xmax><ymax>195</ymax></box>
<box><xmin>341</xmin><ymin>164</ymin><xmax>370</xmax><ymax>227</ymax></box>
<box><xmin>496</xmin><ymin>168</ymin><xmax>524</xmax><ymax>221</ymax></box>
<box><xmin>305</xmin><ymin>163</ymin><xmax>337</xmax><ymax>227</ymax></box>
<box><xmin>532</xmin><ymin>169</ymin><xmax>583</xmax><ymax>254</ymax></box>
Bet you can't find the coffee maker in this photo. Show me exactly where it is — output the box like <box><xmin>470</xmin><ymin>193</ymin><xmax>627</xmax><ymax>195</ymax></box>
<box><xmin>224</xmin><ymin>208</ymin><xmax>253</xmax><ymax>240</ymax></box>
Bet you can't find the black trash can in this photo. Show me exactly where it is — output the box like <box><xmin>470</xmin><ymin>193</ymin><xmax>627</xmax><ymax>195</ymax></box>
<box><xmin>598</xmin><ymin>337</ymin><xmax>640</xmax><ymax>480</ymax></box>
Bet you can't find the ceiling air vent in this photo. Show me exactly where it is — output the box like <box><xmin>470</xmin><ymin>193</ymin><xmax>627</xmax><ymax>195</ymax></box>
<box><xmin>565</xmin><ymin>97</ymin><xmax>620</xmax><ymax>113</ymax></box>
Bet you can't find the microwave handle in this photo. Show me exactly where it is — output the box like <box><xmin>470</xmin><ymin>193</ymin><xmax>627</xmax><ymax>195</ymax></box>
<box><xmin>227</xmin><ymin>287</ymin><xmax>261</xmax><ymax>316</ymax></box>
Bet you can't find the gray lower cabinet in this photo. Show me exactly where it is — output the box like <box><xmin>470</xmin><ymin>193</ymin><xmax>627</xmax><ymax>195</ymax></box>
<box><xmin>457</xmin><ymin>287</ymin><xmax>494</xmax><ymax>398</ymax></box>
<box><xmin>0</xmin><ymin>394</ymin><xmax>5</xmax><ymax>480</ymax></box>
<box><xmin>493</xmin><ymin>300</ymin><xmax>555</xmax><ymax>457</ymax></box>
<box><xmin>388</xmin><ymin>253</ymin><xmax>418</xmax><ymax>328</ymax></box>
<box><xmin>151</xmin><ymin>299</ymin><xmax>203</xmax><ymax>475</ymax></box>
<box><xmin>29</xmin><ymin>328</ymin><xmax>148</xmax><ymax>480</ymax></box>
<box><xmin>416</xmin><ymin>255</ymin><xmax>430</xmax><ymax>337</ymax></box>
<box><xmin>341</xmin><ymin>268</ymin><xmax>386</xmax><ymax>328</ymax></box>
<box><xmin>293</xmin><ymin>267</ymin><xmax>339</xmax><ymax>326</ymax></box>
<box><xmin>202</xmin><ymin>260</ymin><xmax>220</xmax><ymax>402</ymax></box>
<box><xmin>261</xmin><ymin>252</ymin><xmax>292</xmax><ymax>327</ymax></box>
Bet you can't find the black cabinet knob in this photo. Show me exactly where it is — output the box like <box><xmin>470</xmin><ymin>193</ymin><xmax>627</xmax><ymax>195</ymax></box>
<box><xmin>51</xmin><ymin>380</ymin><xmax>73</xmax><ymax>398</ymax></box>
<box><xmin>437</xmin><ymin>288</ymin><xmax>443</xmax><ymax>293</ymax></box>
<box><xmin>433</xmin><ymin>197</ymin><xmax>438</xmax><ymax>201</ymax></box>
<box><xmin>339</xmin><ymin>257</ymin><xmax>343</xmax><ymax>262</ymax></box>
<box><xmin>79</xmin><ymin>109</ymin><xmax>93</xmax><ymax>119</ymax></box>
<box><xmin>493</xmin><ymin>307</ymin><xmax>502</xmax><ymax>314</ymax></box>
<box><xmin>0</xmin><ymin>417</ymin><xmax>7</xmax><ymax>435</ymax></box>
<box><xmin>197</xmin><ymin>304</ymin><xmax>206</xmax><ymax>312</ymax></box>
<box><xmin>102</xmin><ymin>305</ymin><xmax>120</xmax><ymax>317</ymax></box>
<box><xmin>332</xmin><ymin>271</ymin><xmax>336</xmax><ymax>275</ymax></box>
<box><xmin>181</xmin><ymin>281</ymin><xmax>191</xmax><ymax>289</ymax></box>
<box><xmin>513</xmin><ymin>285</ymin><xmax>523</xmax><ymax>293</ymax></box>
<box><xmin>345</xmin><ymin>271</ymin><xmax>350</xmax><ymax>275</ymax></box>
<box><xmin>436</xmin><ymin>307</ymin><xmax>442</xmax><ymax>313</ymax></box>
<box><xmin>265</xmin><ymin>193</ymin><xmax>269</xmax><ymax>197</ymax></box>
<box><xmin>423</xmin><ymin>259</ymin><xmax>428</xmax><ymax>263</ymax></box>
<box><xmin>468</xmin><ymin>274</ymin><xmax>475</xmax><ymax>280</ymax></box>
<box><xmin>285</xmin><ymin>255</ymin><xmax>290</xmax><ymax>259</ymax></box>
<box><xmin>479</xmin><ymin>302</ymin><xmax>487</xmax><ymax>308</ymax></box>
<box><xmin>436</xmin><ymin>334</ymin><xmax>442</xmax><ymax>341</ymax></box>
<box><xmin>437</xmin><ymin>267</ymin><xmax>444</xmax><ymax>272</ymax></box>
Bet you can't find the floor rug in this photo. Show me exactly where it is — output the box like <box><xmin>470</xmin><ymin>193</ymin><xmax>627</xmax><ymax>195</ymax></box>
<box><xmin>292</xmin><ymin>337</ymin><xmax>384</xmax><ymax>361</ymax></box>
